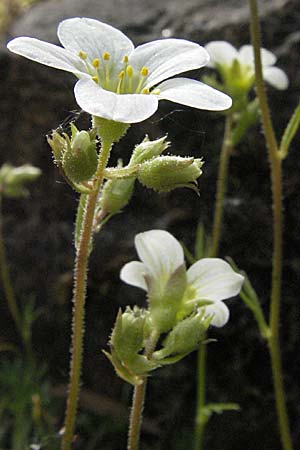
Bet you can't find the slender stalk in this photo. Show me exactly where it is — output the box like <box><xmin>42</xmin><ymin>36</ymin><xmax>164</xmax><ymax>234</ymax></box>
<box><xmin>194</xmin><ymin>343</ymin><xmax>207</xmax><ymax>450</ymax></box>
<box><xmin>210</xmin><ymin>115</ymin><xmax>233</xmax><ymax>258</ymax></box>
<box><xmin>0</xmin><ymin>196</ymin><xmax>23</xmax><ymax>339</ymax></box>
<box><xmin>127</xmin><ymin>330</ymin><xmax>159</xmax><ymax>450</ymax></box>
<box><xmin>249</xmin><ymin>2</ymin><xmax>293</xmax><ymax>450</ymax></box>
<box><xmin>61</xmin><ymin>140</ymin><xmax>113</xmax><ymax>450</ymax></box>
<box><xmin>194</xmin><ymin>116</ymin><xmax>233</xmax><ymax>450</ymax></box>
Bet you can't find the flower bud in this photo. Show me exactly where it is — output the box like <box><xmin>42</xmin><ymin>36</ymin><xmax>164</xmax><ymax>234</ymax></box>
<box><xmin>99</xmin><ymin>177</ymin><xmax>135</xmax><ymax>214</ymax></box>
<box><xmin>47</xmin><ymin>131</ymin><xmax>66</xmax><ymax>164</ymax></box>
<box><xmin>152</xmin><ymin>310</ymin><xmax>210</xmax><ymax>363</ymax></box>
<box><xmin>137</xmin><ymin>156</ymin><xmax>203</xmax><ymax>193</ymax></box>
<box><xmin>129</xmin><ymin>135</ymin><xmax>169</xmax><ymax>165</ymax></box>
<box><xmin>110</xmin><ymin>307</ymin><xmax>147</xmax><ymax>361</ymax></box>
<box><xmin>62</xmin><ymin>126</ymin><xmax>98</xmax><ymax>183</ymax></box>
<box><xmin>0</xmin><ymin>163</ymin><xmax>41</xmax><ymax>198</ymax></box>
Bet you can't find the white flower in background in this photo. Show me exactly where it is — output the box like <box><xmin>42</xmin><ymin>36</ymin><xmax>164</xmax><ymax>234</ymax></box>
<box><xmin>120</xmin><ymin>230</ymin><xmax>244</xmax><ymax>327</ymax></box>
<box><xmin>205</xmin><ymin>41</ymin><xmax>288</xmax><ymax>91</ymax></box>
<box><xmin>7</xmin><ymin>18</ymin><xmax>232</xmax><ymax>124</ymax></box>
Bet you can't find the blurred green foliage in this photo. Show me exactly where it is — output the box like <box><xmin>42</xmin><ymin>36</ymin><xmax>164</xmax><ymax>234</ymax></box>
<box><xmin>0</xmin><ymin>0</ymin><xmax>41</xmax><ymax>34</ymax></box>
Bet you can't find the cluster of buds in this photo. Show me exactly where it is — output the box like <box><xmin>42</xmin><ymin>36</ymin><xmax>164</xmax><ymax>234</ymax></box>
<box><xmin>0</xmin><ymin>163</ymin><xmax>41</xmax><ymax>198</ymax></box>
<box><xmin>99</xmin><ymin>135</ymin><xmax>203</xmax><ymax>216</ymax></box>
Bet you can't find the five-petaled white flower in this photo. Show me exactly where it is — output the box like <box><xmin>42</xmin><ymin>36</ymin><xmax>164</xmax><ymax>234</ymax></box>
<box><xmin>7</xmin><ymin>18</ymin><xmax>232</xmax><ymax>124</ymax></box>
<box><xmin>205</xmin><ymin>41</ymin><xmax>288</xmax><ymax>91</ymax></box>
<box><xmin>120</xmin><ymin>230</ymin><xmax>244</xmax><ymax>327</ymax></box>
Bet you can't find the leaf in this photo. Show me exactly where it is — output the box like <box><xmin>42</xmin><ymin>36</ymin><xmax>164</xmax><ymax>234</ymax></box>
<box><xmin>279</xmin><ymin>102</ymin><xmax>300</xmax><ymax>159</ymax></box>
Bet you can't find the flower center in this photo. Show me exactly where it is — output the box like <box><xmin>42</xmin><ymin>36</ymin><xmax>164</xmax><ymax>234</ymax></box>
<box><xmin>78</xmin><ymin>50</ymin><xmax>154</xmax><ymax>95</ymax></box>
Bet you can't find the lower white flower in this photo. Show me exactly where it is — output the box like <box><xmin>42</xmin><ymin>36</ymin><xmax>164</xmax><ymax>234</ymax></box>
<box><xmin>120</xmin><ymin>229</ymin><xmax>244</xmax><ymax>328</ymax></box>
<box><xmin>7</xmin><ymin>18</ymin><xmax>232</xmax><ymax>124</ymax></box>
<box><xmin>205</xmin><ymin>41</ymin><xmax>288</xmax><ymax>91</ymax></box>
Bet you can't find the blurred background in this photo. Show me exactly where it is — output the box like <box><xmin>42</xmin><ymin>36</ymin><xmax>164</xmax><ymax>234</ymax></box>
<box><xmin>0</xmin><ymin>0</ymin><xmax>300</xmax><ymax>449</ymax></box>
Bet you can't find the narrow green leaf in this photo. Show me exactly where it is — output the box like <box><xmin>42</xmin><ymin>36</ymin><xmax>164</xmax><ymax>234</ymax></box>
<box><xmin>279</xmin><ymin>102</ymin><xmax>300</xmax><ymax>159</ymax></box>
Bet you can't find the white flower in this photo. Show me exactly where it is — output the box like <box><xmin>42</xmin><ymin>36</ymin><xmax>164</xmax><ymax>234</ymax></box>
<box><xmin>7</xmin><ymin>18</ymin><xmax>232</xmax><ymax>124</ymax></box>
<box><xmin>120</xmin><ymin>229</ymin><xmax>244</xmax><ymax>327</ymax></box>
<box><xmin>205</xmin><ymin>41</ymin><xmax>288</xmax><ymax>91</ymax></box>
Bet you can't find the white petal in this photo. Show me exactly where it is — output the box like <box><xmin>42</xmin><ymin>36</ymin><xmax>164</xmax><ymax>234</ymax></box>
<box><xmin>74</xmin><ymin>78</ymin><xmax>158</xmax><ymax>123</ymax></box>
<box><xmin>58</xmin><ymin>18</ymin><xmax>134</xmax><ymax>73</ymax></box>
<box><xmin>205</xmin><ymin>301</ymin><xmax>230</xmax><ymax>327</ymax></box>
<box><xmin>157</xmin><ymin>78</ymin><xmax>232</xmax><ymax>111</ymax></box>
<box><xmin>205</xmin><ymin>41</ymin><xmax>238</xmax><ymax>68</ymax></box>
<box><xmin>238</xmin><ymin>45</ymin><xmax>276</xmax><ymax>67</ymax></box>
<box><xmin>134</xmin><ymin>230</ymin><xmax>184</xmax><ymax>282</ymax></box>
<box><xmin>187</xmin><ymin>258</ymin><xmax>244</xmax><ymax>301</ymax></box>
<box><xmin>7</xmin><ymin>37</ymin><xmax>86</xmax><ymax>75</ymax></box>
<box><xmin>130</xmin><ymin>39</ymin><xmax>209</xmax><ymax>89</ymax></box>
<box><xmin>263</xmin><ymin>66</ymin><xmax>289</xmax><ymax>90</ymax></box>
<box><xmin>120</xmin><ymin>261</ymin><xmax>148</xmax><ymax>291</ymax></box>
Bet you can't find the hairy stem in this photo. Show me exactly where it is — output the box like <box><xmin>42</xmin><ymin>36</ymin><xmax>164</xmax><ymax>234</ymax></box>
<box><xmin>127</xmin><ymin>330</ymin><xmax>159</xmax><ymax>450</ymax></box>
<box><xmin>194</xmin><ymin>342</ymin><xmax>207</xmax><ymax>450</ymax></box>
<box><xmin>61</xmin><ymin>140</ymin><xmax>112</xmax><ymax>450</ymax></box>
<box><xmin>249</xmin><ymin>2</ymin><xmax>293</xmax><ymax>450</ymax></box>
<box><xmin>210</xmin><ymin>115</ymin><xmax>233</xmax><ymax>258</ymax></box>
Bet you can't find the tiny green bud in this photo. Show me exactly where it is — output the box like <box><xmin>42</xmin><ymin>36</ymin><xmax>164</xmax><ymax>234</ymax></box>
<box><xmin>0</xmin><ymin>163</ymin><xmax>41</xmax><ymax>198</ymax></box>
<box><xmin>47</xmin><ymin>131</ymin><xmax>66</xmax><ymax>164</ymax></box>
<box><xmin>110</xmin><ymin>307</ymin><xmax>147</xmax><ymax>361</ymax></box>
<box><xmin>129</xmin><ymin>135</ymin><xmax>170</xmax><ymax>165</ymax></box>
<box><xmin>62</xmin><ymin>127</ymin><xmax>98</xmax><ymax>183</ymax></box>
<box><xmin>137</xmin><ymin>156</ymin><xmax>203</xmax><ymax>193</ymax></box>
<box><xmin>152</xmin><ymin>310</ymin><xmax>210</xmax><ymax>362</ymax></box>
<box><xmin>99</xmin><ymin>177</ymin><xmax>135</xmax><ymax>214</ymax></box>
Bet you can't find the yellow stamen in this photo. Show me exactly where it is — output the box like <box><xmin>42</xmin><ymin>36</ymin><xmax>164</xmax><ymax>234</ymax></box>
<box><xmin>92</xmin><ymin>76</ymin><xmax>99</xmax><ymax>83</ymax></box>
<box><xmin>117</xmin><ymin>70</ymin><xmax>125</xmax><ymax>94</ymax></box>
<box><xmin>78</xmin><ymin>51</ymin><xmax>87</xmax><ymax>60</ymax></box>
<box><xmin>123</xmin><ymin>55</ymin><xmax>129</xmax><ymax>64</ymax></box>
<box><xmin>151</xmin><ymin>88</ymin><xmax>161</xmax><ymax>95</ymax></box>
<box><xmin>92</xmin><ymin>58</ymin><xmax>100</xmax><ymax>68</ymax></box>
<box><xmin>142</xmin><ymin>87</ymin><xmax>150</xmax><ymax>94</ymax></box>
<box><xmin>126</xmin><ymin>65</ymin><xmax>133</xmax><ymax>77</ymax></box>
<box><xmin>140</xmin><ymin>66</ymin><xmax>149</xmax><ymax>77</ymax></box>
<box><xmin>103</xmin><ymin>52</ymin><xmax>110</xmax><ymax>61</ymax></box>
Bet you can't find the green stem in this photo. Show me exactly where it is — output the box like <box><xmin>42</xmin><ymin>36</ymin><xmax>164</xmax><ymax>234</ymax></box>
<box><xmin>60</xmin><ymin>140</ymin><xmax>113</xmax><ymax>450</ymax></box>
<box><xmin>127</xmin><ymin>330</ymin><xmax>159</xmax><ymax>450</ymax></box>
<box><xmin>210</xmin><ymin>115</ymin><xmax>233</xmax><ymax>258</ymax></box>
<box><xmin>194</xmin><ymin>342</ymin><xmax>207</xmax><ymax>450</ymax></box>
<box><xmin>249</xmin><ymin>2</ymin><xmax>293</xmax><ymax>450</ymax></box>
<box><xmin>0</xmin><ymin>195</ymin><xmax>23</xmax><ymax>340</ymax></box>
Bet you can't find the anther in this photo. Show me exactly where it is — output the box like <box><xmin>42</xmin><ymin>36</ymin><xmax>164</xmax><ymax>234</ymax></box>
<box><xmin>78</xmin><ymin>51</ymin><xmax>87</xmax><ymax>60</ymax></box>
<box><xmin>151</xmin><ymin>88</ymin><xmax>161</xmax><ymax>95</ymax></box>
<box><xmin>140</xmin><ymin>67</ymin><xmax>149</xmax><ymax>77</ymax></box>
<box><xmin>126</xmin><ymin>66</ymin><xmax>133</xmax><ymax>77</ymax></box>
<box><xmin>123</xmin><ymin>55</ymin><xmax>129</xmax><ymax>64</ymax></box>
<box><xmin>92</xmin><ymin>76</ymin><xmax>99</xmax><ymax>83</ymax></box>
<box><xmin>142</xmin><ymin>88</ymin><xmax>150</xmax><ymax>94</ymax></box>
<box><xmin>92</xmin><ymin>58</ymin><xmax>100</xmax><ymax>68</ymax></box>
<box><xmin>103</xmin><ymin>52</ymin><xmax>110</xmax><ymax>61</ymax></box>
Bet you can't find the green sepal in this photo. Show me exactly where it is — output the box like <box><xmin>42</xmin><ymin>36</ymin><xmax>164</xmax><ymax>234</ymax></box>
<box><xmin>148</xmin><ymin>263</ymin><xmax>187</xmax><ymax>333</ymax></box>
<box><xmin>93</xmin><ymin>116</ymin><xmax>129</xmax><ymax>143</ymax></box>
<box><xmin>129</xmin><ymin>135</ymin><xmax>170</xmax><ymax>165</ymax></box>
<box><xmin>279</xmin><ymin>102</ymin><xmax>300</xmax><ymax>159</ymax></box>
<box><xmin>102</xmin><ymin>349</ymin><xmax>143</xmax><ymax>386</ymax></box>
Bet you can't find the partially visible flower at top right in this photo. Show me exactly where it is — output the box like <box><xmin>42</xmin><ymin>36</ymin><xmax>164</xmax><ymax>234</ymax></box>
<box><xmin>204</xmin><ymin>41</ymin><xmax>289</xmax><ymax>99</ymax></box>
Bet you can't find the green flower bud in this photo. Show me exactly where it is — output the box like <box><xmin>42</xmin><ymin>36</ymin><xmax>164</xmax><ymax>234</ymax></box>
<box><xmin>99</xmin><ymin>178</ymin><xmax>135</xmax><ymax>214</ymax></box>
<box><xmin>110</xmin><ymin>307</ymin><xmax>147</xmax><ymax>361</ymax></box>
<box><xmin>62</xmin><ymin>127</ymin><xmax>98</xmax><ymax>183</ymax></box>
<box><xmin>137</xmin><ymin>156</ymin><xmax>203</xmax><ymax>193</ymax></box>
<box><xmin>47</xmin><ymin>131</ymin><xmax>66</xmax><ymax>164</ymax></box>
<box><xmin>129</xmin><ymin>135</ymin><xmax>170</xmax><ymax>165</ymax></box>
<box><xmin>0</xmin><ymin>163</ymin><xmax>41</xmax><ymax>198</ymax></box>
<box><xmin>152</xmin><ymin>310</ymin><xmax>210</xmax><ymax>363</ymax></box>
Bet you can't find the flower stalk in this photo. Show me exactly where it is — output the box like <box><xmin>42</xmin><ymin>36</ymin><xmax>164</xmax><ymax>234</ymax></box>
<box><xmin>127</xmin><ymin>330</ymin><xmax>160</xmax><ymax>450</ymax></box>
<box><xmin>61</xmin><ymin>139</ymin><xmax>112</xmax><ymax>450</ymax></box>
<box><xmin>249</xmin><ymin>1</ymin><xmax>293</xmax><ymax>450</ymax></box>
<box><xmin>210</xmin><ymin>114</ymin><xmax>233</xmax><ymax>258</ymax></box>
